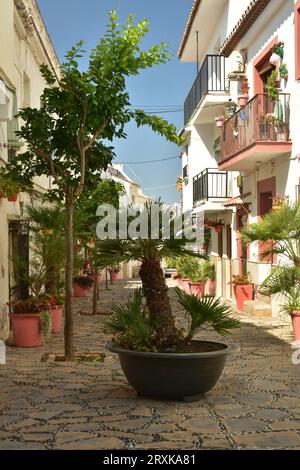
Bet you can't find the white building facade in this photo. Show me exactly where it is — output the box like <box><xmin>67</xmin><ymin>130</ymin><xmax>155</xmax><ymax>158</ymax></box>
<box><xmin>0</xmin><ymin>0</ymin><xmax>60</xmax><ymax>313</ymax></box>
<box><xmin>178</xmin><ymin>0</ymin><xmax>300</xmax><ymax>316</ymax></box>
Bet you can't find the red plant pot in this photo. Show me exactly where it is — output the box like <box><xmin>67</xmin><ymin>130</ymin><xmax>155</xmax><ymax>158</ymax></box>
<box><xmin>238</xmin><ymin>95</ymin><xmax>249</xmax><ymax>107</ymax></box>
<box><xmin>10</xmin><ymin>313</ymin><xmax>42</xmax><ymax>347</ymax></box>
<box><xmin>109</xmin><ymin>271</ymin><xmax>119</xmax><ymax>282</ymax></box>
<box><xmin>7</xmin><ymin>193</ymin><xmax>18</xmax><ymax>202</ymax></box>
<box><xmin>89</xmin><ymin>273</ymin><xmax>102</xmax><ymax>286</ymax></box>
<box><xmin>234</xmin><ymin>284</ymin><xmax>253</xmax><ymax>311</ymax></box>
<box><xmin>51</xmin><ymin>306</ymin><xmax>63</xmax><ymax>333</ymax></box>
<box><xmin>206</xmin><ymin>279</ymin><xmax>216</xmax><ymax>296</ymax></box>
<box><xmin>289</xmin><ymin>311</ymin><xmax>300</xmax><ymax>341</ymax></box>
<box><xmin>73</xmin><ymin>283</ymin><xmax>88</xmax><ymax>298</ymax></box>
<box><xmin>181</xmin><ymin>278</ymin><xmax>191</xmax><ymax>293</ymax></box>
<box><xmin>215</xmin><ymin>118</ymin><xmax>224</xmax><ymax>128</ymax></box>
<box><xmin>189</xmin><ymin>281</ymin><xmax>206</xmax><ymax>298</ymax></box>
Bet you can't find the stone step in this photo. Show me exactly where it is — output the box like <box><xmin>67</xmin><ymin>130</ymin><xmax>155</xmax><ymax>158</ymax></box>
<box><xmin>256</xmin><ymin>292</ymin><xmax>272</xmax><ymax>305</ymax></box>
<box><xmin>243</xmin><ymin>300</ymin><xmax>272</xmax><ymax>318</ymax></box>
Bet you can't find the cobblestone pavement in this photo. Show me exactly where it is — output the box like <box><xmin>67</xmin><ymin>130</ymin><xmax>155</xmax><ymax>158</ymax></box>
<box><xmin>1</xmin><ymin>279</ymin><xmax>300</xmax><ymax>450</ymax></box>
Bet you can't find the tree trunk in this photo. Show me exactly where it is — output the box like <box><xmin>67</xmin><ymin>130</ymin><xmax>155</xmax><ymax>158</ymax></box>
<box><xmin>64</xmin><ymin>194</ymin><xmax>75</xmax><ymax>360</ymax></box>
<box><xmin>139</xmin><ymin>258</ymin><xmax>178</xmax><ymax>348</ymax></box>
<box><xmin>92</xmin><ymin>271</ymin><xmax>98</xmax><ymax>315</ymax></box>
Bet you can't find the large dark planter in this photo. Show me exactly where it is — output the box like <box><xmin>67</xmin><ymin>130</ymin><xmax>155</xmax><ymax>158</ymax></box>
<box><xmin>106</xmin><ymin>340</ymin><xmax>230</xmax><ymax>402</ymax></box>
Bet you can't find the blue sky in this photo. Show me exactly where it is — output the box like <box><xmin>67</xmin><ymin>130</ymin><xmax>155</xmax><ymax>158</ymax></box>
<box><xmin>37</xmin><ymin>0</ymin><xmax>196</xmax><ymax>203</ymax></box>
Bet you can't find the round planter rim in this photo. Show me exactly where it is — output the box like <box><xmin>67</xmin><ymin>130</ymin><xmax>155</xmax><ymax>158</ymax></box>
<box><xmin>106</xmin><ymin>340</ymin><xmax>232</xmax><ymax>359</ymax></box>
<box><xmin>10</xmin><ymin>313</ymin><xmax>41</xmax><ymax>318</ymax></box>
<box><xmin>289</xmin><ymin>310</ymin><xmax>300</xmax><ymax>317</ymax></box>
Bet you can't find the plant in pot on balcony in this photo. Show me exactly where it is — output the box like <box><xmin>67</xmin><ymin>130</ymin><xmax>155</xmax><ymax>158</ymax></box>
<box><xmin>230</xmin><ymin>273</ymin><xmax>253</xmax><ymax>312</ymax></box>
<box><xmin>238</xmin><ymin>76</ymin><xmax>249</xmax><ymax>107</ymax></box>
<box><xmin>264</xmin><ymin>70</ymin><xmax>280</xmax><ymax>102</ymax></box>
<box><xmin>0</xmin><ymin>171</ymin><xmax>24</xmax><ymax>202</ymax></box>
<box><xmin>73</xmin><ymin>275</ymin><xmax>94</xmax><ymax>298</ymax></box>
<box><xmin>9</xmin><ymin>298</ymin><xmax>51</xmax><ymax>348</ymax></box>
<box><xmin>242</xmin><ymin>201</ymin><xmax>300</xmax><ymax>346</ymax></box>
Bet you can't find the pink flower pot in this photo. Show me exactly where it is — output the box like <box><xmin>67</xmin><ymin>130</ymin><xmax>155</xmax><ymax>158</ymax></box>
<box><xmin>215</xmin><ymin>118</ymin><xmax>224</xmax><ymax>128</ymax></box>
<box><xmin>238</xmin><ymin>95</ymin><xmax>249</xmax><ymax>107</ymax></box>
<box><xmin>109</xmin><ymin>271</ymin><xmax>119</xmax><ymax>282</ymax></box>
<box><xmin>73</xmin><ymin>283</ymin><xmax>88</xmax><ymax>298</ymax></box>
<box><xmin>189</xmin><ymin>281</ymin><xmax>206</xmax><ymax>298</ymax></box>
<box><xmin>10</xmin><ymin>314</ymin><xmax>42</xmax><ymax>347</ymax></box>
<box><xmin>207</xmin><ymin>279</ymin><xmax>216</xmax><ymax>296</ymax></box>
<box><xmin>181</xmin><ymin>278</ymin><xmax>191</xmax><ymax>293</ymax></box>
<box><xmin>290</xmin><ymin>311</ymin><xmax>300</xmax><ymax>341</ymax></box>
<box><xmin>51</xmin><ymin>306</ymin><xmax>63</xmax><ymax>333</ymax></box>
<box><xmin>234</xmin><ymin>284</ymin><xmax>253</xmax><ymax>311</ymax></box>
<box><xmin>7</xmin><ymin>193</ymin><xmax>18</xmax><ymax>202</ymax></box>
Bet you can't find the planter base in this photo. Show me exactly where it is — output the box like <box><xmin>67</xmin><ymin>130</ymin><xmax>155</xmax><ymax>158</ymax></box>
<box><xmin>107</xmin><ymin>340</ymin><xmax>230</xmax><ymax>401</ymax></box>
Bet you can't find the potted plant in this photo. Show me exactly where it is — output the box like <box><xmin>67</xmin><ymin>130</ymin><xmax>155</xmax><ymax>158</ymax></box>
<box><xmin>279</xmin><ymin>64</ymin><xmax>288</xmax><ymax>80</ymax></box>
<box><xmin>177</xmin><ymin>256</ymin><xmax>199</xmax><ymax>293</ymax></box>
<box><xmin>108</xmin><ymin>265</ymin><xmax>120</xmax><ymax>283</ymax></box>
<box><xmin>264</xmin><ymin>70</ymin><xmax>280</xmax><ymax>101</ymax></box>
<box><xmin>204</xmin><ymin>262</ymin><xmax>216</xmax><ymax>296</ymax></box>
<box><xmin>215</xmin><ymin>116</ymin><xmax>225</xmax><ymax>128</ymax></box>
<box><xmin>224</xmin><ymin>99</ymin><xmax>237</xmax><ymax>118</ymax></box>
<box><xmin>73</xmin><ymin>276</ymin><xmax>94</xmax><ymax>297</ymax></box>
<box><xmin>231</xmin><ymin>273</ymin><xmax>253</xmax><ymax>311</ymax></box>
<box><xmin>0</xmin><ymin>174</ymin><xmax>23</xmax><ymax>202</ymax></box>
<box><xmin>48</xmin><ymin>294</ymin><xmax>64</xmax><ymax>333</ymax></box>
<box><xmin>238</xmin><ymin>76</ymin><xmax>249</xmax><ymax>107</ymax></box>
<box><xmin>9</xmin><ymin>298</ymin><xmax>51</xmax><ymax>347</ymax></box>
<box><xmin>188</xmin><ymin>262</ymin><xmax>207</xmax><ymax>298</ymax></box>
<box><xmin>97</xmin><ymin>202</ymin><xmax>239</xmax><ymax>401</ymax></box>
<box><xmin>176</xmin><ymin>176</ymin><xmax>182</xmax><ymax>192</ymax></box>
<box><xmin>280</xmin><ymin>289</ymin><xmax>300</xmax><ymax>344</ymax></box>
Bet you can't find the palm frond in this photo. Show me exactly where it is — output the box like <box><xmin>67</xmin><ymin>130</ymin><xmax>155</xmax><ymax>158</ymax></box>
<box><xmin>174</xmin><ymin>287</ymin><xmax>240</xmax><ymax>339</ymax></box>
<box><xmin>259</xmin><ymin>266</ymin><xmax>298</xmax><ymax>295</ymax></box>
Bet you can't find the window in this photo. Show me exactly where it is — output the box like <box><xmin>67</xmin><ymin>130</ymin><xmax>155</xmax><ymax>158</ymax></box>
<box><xmin>7</xmin><ymin>93</ymin><xmax>21</xmax><ymax>151</ymax></box>
<box><xmin>23</xmin><ymin>73</ymin><xmax>30</xmax><ymax>107</ymax></box>
<box><xmin>295</xmin><ymin>1</ymin><xmax>300</xmax><ymax>80</ymax></box>
<box><xmin>183</xmin><ymin>165</ymin><xmax>188</xmax><ymax>179</ymax></box>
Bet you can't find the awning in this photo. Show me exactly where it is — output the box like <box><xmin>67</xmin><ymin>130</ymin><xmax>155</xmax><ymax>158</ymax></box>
<box><xmin>222</xmin><ymin>192</ymin><xmax>252</xmax><ymax>207</ymax></box>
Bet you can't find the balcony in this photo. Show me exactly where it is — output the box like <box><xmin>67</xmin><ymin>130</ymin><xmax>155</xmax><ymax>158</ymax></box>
<box><xmin>193</xmin><ymin>168</ymin><xmax>229</xmax><ymax>206</ymax></box>
<box><xmin>219</xmin><ymin>93</ymin><xmax>292</xmax><ymax>171</ymax></box>
<box><xmin>184</xmin><ymin>55</ymin><xmax>227</xmax><ymax>125</ymax></box>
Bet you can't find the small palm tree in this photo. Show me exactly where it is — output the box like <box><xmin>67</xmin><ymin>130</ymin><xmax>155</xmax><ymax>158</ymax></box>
<box><xmin>96</xmin><ymin>201</ymin><xmax>204</xmax><ymax>347</ymax></box>
<box><xmin>97</xmin><ymin>201</ymin><xmax>238</xmax><ymax>349</ymax></box>
<box><xmin>242</xmin><ymin>202</ymin><xmax>300</xmax><ymax>295</ymax></box>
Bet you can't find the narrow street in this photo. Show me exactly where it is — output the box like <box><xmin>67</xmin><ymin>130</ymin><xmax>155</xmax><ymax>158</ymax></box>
<box><xmin>1</xmin><ymin>280</ymin><xmax>299</xmax><ymax>450</ymax></box>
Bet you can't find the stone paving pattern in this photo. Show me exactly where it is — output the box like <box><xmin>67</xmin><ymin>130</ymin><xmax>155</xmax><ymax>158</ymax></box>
<box><xmin>1</xmin><ymin>279</ymin><xmax>300</xmax><ymax>450</ymax></box>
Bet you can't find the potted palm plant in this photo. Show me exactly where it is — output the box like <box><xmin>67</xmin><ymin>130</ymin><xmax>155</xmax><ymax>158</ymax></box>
<box><xmin>97</xmin><ymin>202</ymin><xmax>239</xmax><ymax>401</ymax></box>
<box><xmin>280</xmin><ymin>289</ymin><xmax>300</xmax><ymax>344</ymax></box>
<box><xmin>10</xmin><ymin>298</ymin><xmax>51</xmax><ymax>347</ymax></box>
<box><xmin>48</xmin><ymin>294</ymin><xmax>64</xmax><ymax>333</ymax></box>
<box><xmin>231</xmin><ymin>273</ymin><xmax>253</xmax><ymax>311</ymax></box>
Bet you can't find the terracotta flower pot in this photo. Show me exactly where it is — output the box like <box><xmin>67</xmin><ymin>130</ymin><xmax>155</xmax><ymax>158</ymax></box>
<box><xmin>207</xmin><ymin>279</ymin><xmax>216</xmax><ymax>296</ymax></box>
<box><xmin>73</xmin><ymin>283</ymin><xmax>88</xmax><ymax>298</ymax></box>
<box><xmin>238</xmin><ymin>95</ymin><xmax>249</xmax><ymax>107</ymax></box>
<box><xmin>181</xmin><ymin>278</ymin><xmax>191</xmax><ymax>293</ymax></box>
<box><xmin>189</xmin><ymin>281</ymin><xmax>206</xmax><ymax>298</ymax></box>
<box><xmin>109</xmin><ymin>271</ymin><xmax>119</xmax><ymax>282</ymax></box>
<box><xmin>10</xmin><ymin>314</ymin><xmax>42</xmax><ymax>347</ymax></box>
<box><xmin>7</xmin><ymin>193</ymin><xmax>18</xmax><ymax>202</ymax></box>
<box><xmin>289</xmin><ymin>311</ymin><xmax>300</xmax><ymax>341</ymax></box>
<box><xmin>51</xmin><ymin>306</ymin><xmax>63</xmax><ymax>333</ymax></box>
<box><xmin>234</xmin><ymin>284</ymin><xmax>253</xmax><ymax>311</ymax></box>
<box><xmin>215</xmin><ymin>117</ymin><xmax>224</xmax><ymax>128</ymax></box>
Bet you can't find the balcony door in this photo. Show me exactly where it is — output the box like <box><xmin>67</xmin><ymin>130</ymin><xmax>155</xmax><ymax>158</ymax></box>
<box><xmin>257</xmin><ymin>177</ymin><xmax>276</xmax><ymax>263</ymax></box>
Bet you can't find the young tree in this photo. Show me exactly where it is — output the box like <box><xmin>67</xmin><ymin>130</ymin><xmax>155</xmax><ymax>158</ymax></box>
<box><xmin>3</xmin><ymin>11</ymin><xmax>181</xmax><ymax>359</ymax></box>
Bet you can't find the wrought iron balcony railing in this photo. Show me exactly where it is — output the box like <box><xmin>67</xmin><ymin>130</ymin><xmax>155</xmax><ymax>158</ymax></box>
<box><xmin>193</xmin><ymin>168</ymin><xmax>229</xmax><ymax>205</ymax></box>
<box><xmin>184</xmin><ymin>55</ymin><xmax>227</xmax><ymax>125</ymax></box>
<box><xmin>220</xmin><ymin>93</ymin><xmax>291</xmax><ymax>164</ymax></box>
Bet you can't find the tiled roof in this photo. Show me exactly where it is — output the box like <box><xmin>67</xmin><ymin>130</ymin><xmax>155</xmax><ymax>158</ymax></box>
<box><xmin>220</xmin><ymin>0</ymin><xmax>271</xmax><ymax>57</ymax></box>
<box><xmin>178</xmin><ymin>0</ymin><xmax>201</xmax><ymax>58</ymax></box>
